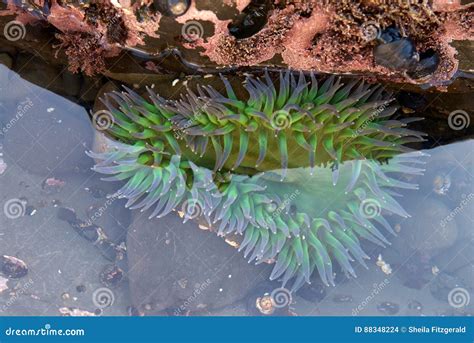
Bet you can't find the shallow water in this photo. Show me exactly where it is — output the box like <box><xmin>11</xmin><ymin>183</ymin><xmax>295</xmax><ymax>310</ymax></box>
<box><xmin>0</xmin><ymin>64</ymin><xmax>472</xmax><ymax>317</ymax></box>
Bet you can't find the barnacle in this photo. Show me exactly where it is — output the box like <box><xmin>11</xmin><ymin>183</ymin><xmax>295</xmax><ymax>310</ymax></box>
<box><xmin>88</xmin><ymin>71</ymin><xmax>426</xmax><ymax>290</ymax></box>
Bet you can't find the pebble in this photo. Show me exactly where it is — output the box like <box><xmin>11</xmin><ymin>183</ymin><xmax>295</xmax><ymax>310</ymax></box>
<box><xmin>0</xmin><ymin>276</ymin><xmax>8</xmax><ymax>293</ymax></box>
<box><xmin>298</xmin><ymin>281</ymin><xmax>327</xmax><ymax>303</ymax></box>
<box><xmin>0</xmin><ymin>158</ymin><xmax>6</xmax><ymax>175</ymax></box>
<box><xmin>408</xmin><ymin>300</ymin><xmax>423</xmax><ymax>313</ymax></box>
<box><xmin>127</xmin><ymin>306</ymin><xmax>142</xmax><ymax>316</ymax></box>
<box><xmin>41</xmin><ymin>177</ymin><xmax>66</xmax><ymax>194</ymax></box>
<box><xmin>333</xmin><ymin>294</ymin><xmax>353</xmax><ymax>303</ymax></box>
<box><xmin>100</xmin><ymin>264</ymin><xmax>124</xmax><ymax>288</ymax></box>
<box><xmin>377</xmin><ymin>302</ymin><xmax>400</xmax><ymax>315</ymax></box>
<box><xmin>24</xmin><ymin>205</ymin><xmax>37</xmax><ymax>216</ymax></box>
<box><xmin>1</xmin><ymin>255</ymin><xmax>28</xmax><ymax>279</ymax></box>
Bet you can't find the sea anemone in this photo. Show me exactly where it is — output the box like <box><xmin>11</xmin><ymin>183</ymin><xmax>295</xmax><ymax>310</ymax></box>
<box><xmin>88</xmin><ymin>71</ymin><xmax>426</xmax><ymax>290</ymax></box>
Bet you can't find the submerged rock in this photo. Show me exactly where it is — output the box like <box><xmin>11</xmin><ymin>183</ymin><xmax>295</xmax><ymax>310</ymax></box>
<box><xmin>1</xmin><ymin>66</ymin><xmax>94</xmax><ymax>176</ymax></box>
<box><xmin>0</xmin><ymin>255</ymin><xmax>28</xmax><ymax>279</ymax></box>
<box><xmin>403</xmin><ymin>197</ymin><xmax>458</xmax><ymax>258</ymax></box>
<box><xmin>127</xmin><ymin>212</ymin><xmax>271</xmax><ymax>314</ymax></box>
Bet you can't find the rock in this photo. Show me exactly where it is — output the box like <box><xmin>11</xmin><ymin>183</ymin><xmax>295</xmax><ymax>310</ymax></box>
<box><xmin>0</xmin><ymin>45</ymin><xmax>17</xmax><ymax>57</ymax></box>
<box><xmin>298</xmin><ymin>281</ymin><xmax>327</xmax><ymax>303</ymax></box>
<box><xmin>79</xmin><ymin>77</ymin><xmax>103</xmax><ymax>104</ymax></box>
<box><xmin>429</xmin><ymin>272</ymin><xmax>472</xmax><ymax>314</ymax></box>
<box><xmin>413</xmin><ymin>141</ymin><xmax>473</xmax><ymax>254</ymax></box>
<box><xmin>333</xmin><ymin>294</ymin><xmax>353</xmax><ymax>303</ymax></box>
<box><xmin>403</xmin><ymin>197</ymin><xmax>458</xmax><ymax>258</ymax></box>
<box><xmin>432</xmin><ymin>240</ymin><xmax>474</xmax><ymax>275</ymax></box>
<box><xmin>0</xmin><ymin>53</ymin><xmax>12</xmax><ymax>69</ymax></box>
<box><xmin>100</xmin><ymin>265</ymin><xmax>125</xmax><ymax>289</ymax></box>
<box><xmin>127</xmin><ymin>211</ymin><xmax>272</xmax><ymax>314</ymax></box>
<box><xmin>61</xmin><ymin>71</ymin><xmax>82</xmax><ymax>97</ymax></box>
<box><xmin>386</xmin><ymin>194</ymin><xmax>459</xmax><ymax>276</ymax></box>
<box><xmin>0</xmin><ymin>170</ymin><xmax>131</xmax><ymax>315</ymax></box>
<box><xmin>393</xmin><ymin>253</ymin><xmax>433</xmax><ymax>289</ymax></box>
<box><xmin>376</xmin><ymin>301</ymin><xmax>400</xmax><ymax>315</ymax></box>
<box><xmin>0</xmin><ymin>255</ymin><xmax>28</xmax><ymax>279</ymax></box>
<box><xmin>407</xmin><ymin>300</ymin><xmax>423</xmax><ymax>315</ymax></box>
<box><xmin>454</xmin><ymin>265</ymin><xmax>474</xmax><ymax>293</ymax></box>
<box><xmin>1</xmin><ymin>67</ymin><xmax>94</xmax><ymax>176</ymax></box>
<box><xmin>13</xmin><ymin>54</ymin><xmax>69</xmax><ymax>97</ymax></box>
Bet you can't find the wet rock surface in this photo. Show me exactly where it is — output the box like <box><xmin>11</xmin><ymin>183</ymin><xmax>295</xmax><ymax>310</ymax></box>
<box><xmin>0</xmin><ymin>53</ymin><xmax>12</xmax><ymax>69</ymax></box>
<box><xmin>126</xmin><ymin>211</ymin><xmax>272</xmax><ymax>315</ymax></box>
<box><xmin>0</xmin><ymin>171</ymin><xmax>131</xmax><ymax>315</ymax></box>
<box><xmin>0</xmin><ymin>65</ymin><xmax>94</xmax><ymax>177</ymax></box>
<box><xmin>404</xmin><ymin>197</ymin><xmax>458</xmax><ymax>257</ymax></box>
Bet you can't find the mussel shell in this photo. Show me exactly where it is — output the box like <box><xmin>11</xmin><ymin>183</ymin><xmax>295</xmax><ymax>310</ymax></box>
<box><xmin>228</xmin><ymin>0</ymin><xmax>271</xmax><ymax>39</ymax></box>
<box><xmin>374</xmin><ymin>38</ymin><xmax>418</xmax><ymax>71</ymax></box>
<box><xmin>407</xmin><ymin>50</ymin><xmax>440</xmax><ymax>80</ymax></box>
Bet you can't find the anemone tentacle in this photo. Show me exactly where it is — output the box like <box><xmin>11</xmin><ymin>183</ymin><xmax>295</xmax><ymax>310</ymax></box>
<box><xmin>89</xmin><ymin>142</ymin><xmax>425</xmax><ymax>291</ymax></box>
<box><xmin>89</xmin><ymin>71</ymin><xmax>426</xmax><ymax>290</ymax></box>
<box><xmin>99</xmin><ymin>71</ymin><xmax>425</xmax><ymax>175</ymax></box>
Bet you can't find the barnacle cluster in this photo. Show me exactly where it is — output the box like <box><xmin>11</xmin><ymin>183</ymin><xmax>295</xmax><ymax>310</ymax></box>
<box><xmin>89</xmin><ymin>71</ymin><xmax>426</xmax><ymax>290</ymax></box>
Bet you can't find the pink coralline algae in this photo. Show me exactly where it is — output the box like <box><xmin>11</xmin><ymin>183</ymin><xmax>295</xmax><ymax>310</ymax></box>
<box><xmin>2</xmin><ymin>0</ymin><xmax>472</xmax><ymax>85</ymax></box>
<box><xmin>177</xmin><ymin>1</ymin><xmax>473</xmax><ymax>86</ymax></box>
<box><xmin>2</xmin><ymin>0</ymin><xmax>161</xmax><ymax>75</ymax></box>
